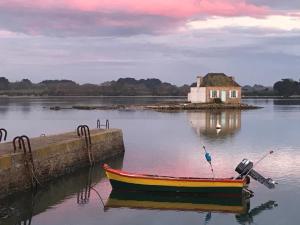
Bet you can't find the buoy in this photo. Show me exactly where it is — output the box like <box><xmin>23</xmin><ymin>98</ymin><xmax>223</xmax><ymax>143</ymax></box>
<box><xmin>216</xmin><ymin>123</ymin><xmax>221</xmax><ymax>129</ymax></box>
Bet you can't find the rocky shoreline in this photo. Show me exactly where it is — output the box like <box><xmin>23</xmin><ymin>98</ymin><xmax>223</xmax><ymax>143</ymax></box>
<box><xmin>144</xmin><ymin>102</ymin><xmax>261</xmax><ymax>111</ymax></box>
<box><xmin>49</xmin><ymin>101</ymin><xmax>261</xmax><ymax>111</ymax></box>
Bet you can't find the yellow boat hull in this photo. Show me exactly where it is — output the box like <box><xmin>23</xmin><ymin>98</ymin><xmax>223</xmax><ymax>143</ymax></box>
<box><xmin>104</xmin><ymin>164</ymin><xmax>246</xmax><ymax>194</ymax></box>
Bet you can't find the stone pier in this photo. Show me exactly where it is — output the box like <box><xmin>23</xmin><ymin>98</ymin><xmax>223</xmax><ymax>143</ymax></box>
<box><xmin>0</xmin><ymin>128</ymin><xmax>125</xmax><ymax>198</ymax></box>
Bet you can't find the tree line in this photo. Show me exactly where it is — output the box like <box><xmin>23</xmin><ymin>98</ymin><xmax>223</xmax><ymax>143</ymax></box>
<box><xmin>0</xmin><ymin>76</ymin><xmax>299</xmax><ymax>97</ymax></box>
<box><xmin>0</xmin><ymin>77</ymin><xmax>190</xmax><ymax>96</ymax></box>
<box><xmin>273</xmin><ymin>79</ymin><xmax>300</xmax><ymax>97</ymax></box>
<box><xmin>242</xmin><ymin>78</ymin><xmax>300</xmax><ymax>97</ymax></box>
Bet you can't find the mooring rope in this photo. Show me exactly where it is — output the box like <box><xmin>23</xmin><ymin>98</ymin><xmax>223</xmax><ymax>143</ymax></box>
<box><xmin>87</xmin><ymin>144</ymin><xmax>94</xmax><ymax>166</ymax></box>
<box><xmin>29</xmin><ymin>164</ymin><xmax>41</xmax><ymax>186</ymax></box>
<box><xmin>24</xmin><ymin>155</ymin><xmax>41</xmax><ymax>188</ymax></box>
<box><xmin>90</xmin><ymin>186</ymin><xmax>105</xmax><ymax>209</ymax></box>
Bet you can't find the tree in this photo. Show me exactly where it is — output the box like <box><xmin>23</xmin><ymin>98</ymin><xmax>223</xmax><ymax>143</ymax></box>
<box><xmin>0</xmin><ymin>77</ymin><xmax>10</xmax><ymax>90</ymax></box>
<box><xmin>273</xmin><ymin>79</ymin><xmax>299</xmax><ymax>97</ymax></box>
<box><xmin>18</xmin><ymin>79</ymin><xmax>33</xmax><ymax>89</ymax></box>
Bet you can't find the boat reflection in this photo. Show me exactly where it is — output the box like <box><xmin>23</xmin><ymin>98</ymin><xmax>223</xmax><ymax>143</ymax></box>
<box><xmin>187</xmin><ymin>110</ymin><xmax>241</xmax><ymax>139</ymax></box>
<box><xmin>106</xmin><ymin>190</ymin><xmax>248</xmax><ymax>214</ymax></box>
<box><xmin>105</xmin><ymin>190</ymin><xmax>277</xmax><ymax>224</ymax></box>
<box><xmin>236</xmin><ymin>200</ymin><xmax>278</xmax><ymax>225</ymax></box>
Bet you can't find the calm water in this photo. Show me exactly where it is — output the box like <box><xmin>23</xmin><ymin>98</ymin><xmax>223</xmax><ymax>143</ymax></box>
<box><xmin>1</xmin><ymin>97</ymin><xmax>300</xmax><ymax>225</ymax></box>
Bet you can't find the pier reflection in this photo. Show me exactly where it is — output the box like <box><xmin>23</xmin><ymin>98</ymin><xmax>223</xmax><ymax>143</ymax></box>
<box><xmin>76</xmin><ymin>166</ymin><xmax>107</xmax><ymax>207</ymax></box>
<box><xmin>0</xmin><ymin>157</ymin><xmax>124</xmax><ymax>225</ymax></box>
<box><xmin>105</xmin><ymin>190</ymin><xmax>277</xmax><ymax>225</ymax></box>
<box><xmin>187</xmin><ymin>110</ymin><xmax>241</xmax><ymax>139</ymax></box>
<box><xmin>76</xmin><ymin>166</ymin><xmax>93</xmax><ymax>205</ymax></box>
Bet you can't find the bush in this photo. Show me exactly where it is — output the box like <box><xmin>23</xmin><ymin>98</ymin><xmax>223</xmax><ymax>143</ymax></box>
<box><xmin>212</xmin><ymin>98</ymin><xmax>222</xmax><ymax>104</ymax></box>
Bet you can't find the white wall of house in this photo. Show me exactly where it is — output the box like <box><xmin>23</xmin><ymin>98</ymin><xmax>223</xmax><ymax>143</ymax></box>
<box><xmin>188</xmin><ymin>87</ymin><xmax>206</xmax><ymax>103</ymax></box>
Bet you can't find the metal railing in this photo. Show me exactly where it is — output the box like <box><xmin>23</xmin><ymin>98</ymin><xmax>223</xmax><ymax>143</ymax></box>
<box><xmin>77</xmin><ymin>125</ymin><xmax>94</xmax><ymax>166</ymax></box>
<box><xmin>0</xmin><ymin>128</ymin><xmax>7</xmax><ymax>143</ymax></box>
<box><xmin>97</xmin><ymin>119</ymin><xmax>110</xmax><ymax>129</ymax></box>
<box><xmin>13</xmin><ymin>135</ymin><xmax>40</xmax><ymax>188</ymax></box>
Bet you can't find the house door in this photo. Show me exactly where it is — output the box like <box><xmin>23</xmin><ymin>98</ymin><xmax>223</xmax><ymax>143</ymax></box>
<box><xmin>221</xmin><ymin>91</ymin><xmax>226</xmax><ymax>102</ymax></box>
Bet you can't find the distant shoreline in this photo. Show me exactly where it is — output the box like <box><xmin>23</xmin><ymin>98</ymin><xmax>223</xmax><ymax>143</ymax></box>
<box><xmin>0</xmin><ymin>95</ymin><xmax>186</xmax><ymax>98</ymax></box>
<box><xmin>0</xmin><ymin>95</ymin><xmax>299</xmax><ymax>99</ymax></box>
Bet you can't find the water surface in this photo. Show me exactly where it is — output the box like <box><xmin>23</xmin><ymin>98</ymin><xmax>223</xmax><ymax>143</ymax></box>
<box><xmin>0</xmin><ymin>97</ymin><xmax>300</xmax><ymax>225</ymax></box>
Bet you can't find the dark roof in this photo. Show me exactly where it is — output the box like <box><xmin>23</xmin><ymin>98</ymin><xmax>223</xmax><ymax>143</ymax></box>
<box><xmin>200</xmin><ymin>73</ymin><xmax>240</xmax><ymax>87</ymax></box>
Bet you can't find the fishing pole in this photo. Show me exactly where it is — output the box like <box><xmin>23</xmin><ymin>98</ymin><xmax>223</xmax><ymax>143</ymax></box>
<box><xmin>244</xmin><ymin>150</ymin><xmax>274</xmax><ymax>178</ymax></box>
<box><xmin>253</xmin><ymin>150</ymin><xmax>274</xmax><ymax>167</ymax></box>
<box><xmin>202</xmin><ymin>146</ymin><xmax>215</xmax><ymax>179</ymax></box>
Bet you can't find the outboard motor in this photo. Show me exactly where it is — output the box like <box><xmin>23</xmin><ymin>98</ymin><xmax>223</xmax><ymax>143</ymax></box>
<box><xmin>235</xmin><ymin>159</ymin><xmax>276</xmax><ymax>189</ymax></box>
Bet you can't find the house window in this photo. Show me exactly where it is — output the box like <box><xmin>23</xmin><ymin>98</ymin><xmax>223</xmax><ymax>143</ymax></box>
<box><xmin>230</xmin><ymin>90</ymin><xmax>238</xmax><ymax>98</ymax></box>
<box><xmin>210</xmin><ymin>90</ymin><xmax>219</xmax><ymax>98</ymax></box>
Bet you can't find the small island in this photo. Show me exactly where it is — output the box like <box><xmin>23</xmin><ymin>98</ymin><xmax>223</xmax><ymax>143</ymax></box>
<box><xmin>49</xmin><ymin>101</ymin><xmax>260</xmax><ymax>112</ymax></box>
<box><xmin>12</xmin><ymin>73</ymin><xmax>300</xmax><ymax>112</ymax></box>
<box><xmin>143</xmin><ymin>102</ymin><xmax>261</xmax><ymax>111</ymax></box>
<box><xmin>48</xmin><ymin>73</ymin><xmax>261</xmax><ymax>111</ymax></box>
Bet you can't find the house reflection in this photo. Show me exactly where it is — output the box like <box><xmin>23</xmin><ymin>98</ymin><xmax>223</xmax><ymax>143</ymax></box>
<box><xmin>187</xmin><ymin>110</ymin><xmax>241</xmax><ymax>138</ymax></box>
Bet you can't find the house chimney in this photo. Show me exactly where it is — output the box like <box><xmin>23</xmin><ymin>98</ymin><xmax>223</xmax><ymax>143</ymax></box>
<box><xmin>197</xmin><ymin>76</ymin><xmax>203</xmax><ymax>87</ymax></box>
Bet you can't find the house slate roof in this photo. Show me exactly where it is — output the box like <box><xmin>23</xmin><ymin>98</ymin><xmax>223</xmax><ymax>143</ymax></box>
<box><xmin>200</xmin><ymin>73</ymin><xmax>241</xmax><ymax>87</ymax></box>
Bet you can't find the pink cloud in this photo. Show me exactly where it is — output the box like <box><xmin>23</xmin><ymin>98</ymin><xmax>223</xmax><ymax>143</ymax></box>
<box><xmin>0</xmin><ymin>0</ymin><xmax>269</xmax><ymax>18</ymax></box>
<box><xmin>0</xmin><ymin>30</ymin><xmax>19</xmax><ymax>38</ymax></box>
<box><xmin>0</xmin><ymin>0</ymin><xmax>271</xmax><ymax>37</ymax></box>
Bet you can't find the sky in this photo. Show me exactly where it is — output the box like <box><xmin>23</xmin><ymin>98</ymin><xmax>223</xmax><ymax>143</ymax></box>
<box><xmin>0</xmin><ymin>0</ymin><xmax>300</xmax><ymax>86</ymax></box>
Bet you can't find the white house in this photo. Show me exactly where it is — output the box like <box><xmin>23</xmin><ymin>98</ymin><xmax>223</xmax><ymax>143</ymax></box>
<box><xmin>188</xmin><ymin>73</ymin><xmax>241</xmax><ymax>104</ymax></box>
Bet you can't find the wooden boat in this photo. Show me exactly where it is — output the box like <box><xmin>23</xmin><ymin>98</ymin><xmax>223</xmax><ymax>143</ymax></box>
<box><xmin>105</xmin><ymin>190</ymin><xmax>249</xmax><ymax>214</ymax></box>
<box><xmin>103</xmin><ymin>164</ymin><xmax>247</xmax><ymax>194</ymax></box>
